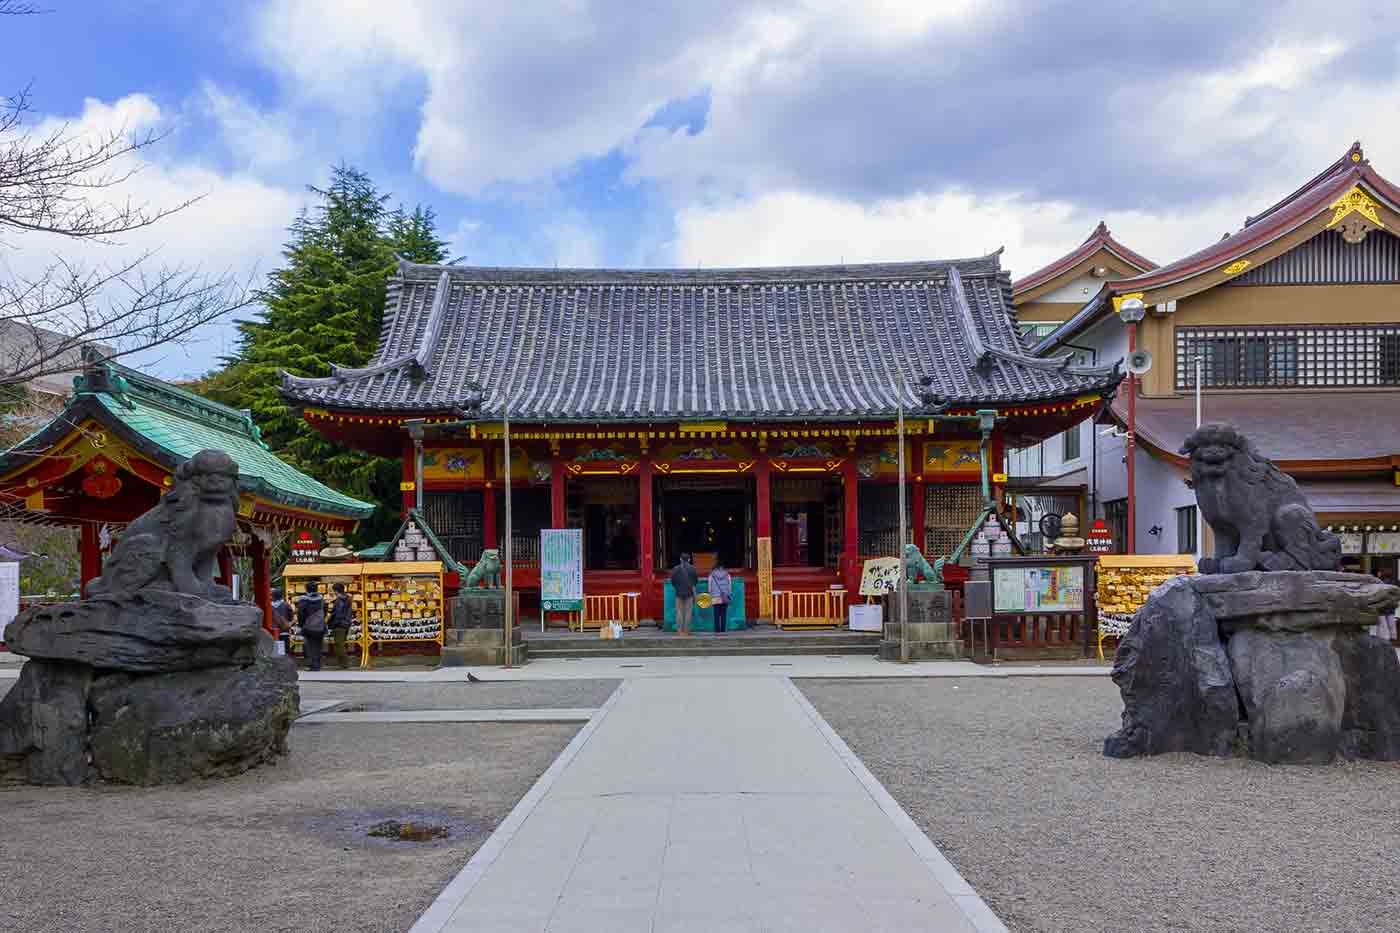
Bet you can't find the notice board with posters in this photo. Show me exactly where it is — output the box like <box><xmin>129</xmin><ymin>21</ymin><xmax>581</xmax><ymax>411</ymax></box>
<box><xmin>540</xmin><ymin>529</ymin><xmax>584</xmax><ymax>611</ymax></box>
<box><xmin>992</xmin><ymin>563</ymin><xmax>1086</xmax><ymax>614</ymax></box>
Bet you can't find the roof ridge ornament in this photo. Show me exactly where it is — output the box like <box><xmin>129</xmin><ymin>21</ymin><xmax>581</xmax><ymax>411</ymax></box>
<box><xmin>1326</xmin><ymin>185</ymin><xmax>1385</xmax><ymax>244</ymax></box>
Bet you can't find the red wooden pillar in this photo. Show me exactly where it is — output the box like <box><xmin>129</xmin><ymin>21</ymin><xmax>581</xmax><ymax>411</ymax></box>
<box><xmin>842</xmin><ymin>458</ymin><xmax>859</xmax><ymax>594</ymax></box>
<box><xmin>252</xmin><ymin>534</ymin><xmax>273</xmax><ymax>632</ymax></box>
<box><xmin>401</xmin><ymin>438</ymin><xmax>416</xmax><ymax>516</ymax></box>
<box><xmin>638</xmin><ymin>458</ymin><xmax>655</xmax><ymax>618</ymax></box>
<box><xmin>550</xmin><ymin>456</ymin><xmax>566</xmax><ymax>529</ymax></box>
<box><xmin>79</xmin><ymin>522</ymin><xmax>102</xmax><ymax>597</ymax></box>
<box><xmin>482</xmin><ymin>450</ymin><xmax>497</xmax><ymax>552</ymax></box>
<box><xmin>217</xmin><ymin>548</ymin><xmax>234</xmax><ymax>594</ymax></box>
<box><xmin>912</xmin><ymin>478</ymin><xmax>926</xmax><ymax>556</ymax></box>
<box><xmin>755</xmin><ymin>458</ymin><xmax>772</xmax><ymax>540</ymax></box>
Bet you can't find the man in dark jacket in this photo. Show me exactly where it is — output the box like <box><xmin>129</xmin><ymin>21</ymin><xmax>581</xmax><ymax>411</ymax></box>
<box><xmin>297</xmin><ymin>582</ymin><xmax>327</xmax><ymax>671</ymax></box>
<box><xmin>328</xmin><ymin>581</ymin><xmax>354</xmax><ymax>670</ymax></box>
<box><xmin>271</xmin><ymin>586</ymin><xmax>293</xmax><ymax>656</ymax></box>
<box><xmin>670</xmin><ymin>553</ymin><xmax>698</xmax><ymax>635</ymax></box>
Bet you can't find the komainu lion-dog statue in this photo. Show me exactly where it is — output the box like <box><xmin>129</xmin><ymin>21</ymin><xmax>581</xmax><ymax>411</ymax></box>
<box><xmin>87</xmin><ymin>449</ymin><xmax>241</xmax><ymax>599</ymax></box>
<box><xmin>1181</xmin><ymin>424</ymin><xmax>1341</xmax><ymax>574</ymax></box>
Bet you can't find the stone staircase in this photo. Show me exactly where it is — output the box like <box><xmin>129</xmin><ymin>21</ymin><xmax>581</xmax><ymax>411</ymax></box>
<box><xmin>524</xmin><ymin>628</ymin><xmax>880</xmax><ymax>659</ymax></box>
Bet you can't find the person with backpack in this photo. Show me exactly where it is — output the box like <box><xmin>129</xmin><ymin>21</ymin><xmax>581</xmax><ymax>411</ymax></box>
<box><xmin>328</xmin><ymin>581</ymin><xmax>354</xmax><ymax>670</ymax></box>
<box><xmin>297</xmin><ymin>581</ymin><xmax>327</xmax><ymax>671</ymax></box>
<box><xmin>270</xmin><ymin>586</ymin><xmax>294</xmax><ymax>656</ymax></box>
<box><xmin>670</xmin><ymin>552</ymin><xmax>699</xmax><ymax>635</ymax></box>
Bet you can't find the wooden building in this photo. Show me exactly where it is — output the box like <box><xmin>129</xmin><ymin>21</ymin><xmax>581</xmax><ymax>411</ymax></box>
<box><xmin>282</xmin><ymin>254</ymin><xmax>1121</xmax><ymax>621</ymax></box>
<box><xmin>1024</xmin><ymin>142</ymin><xmax>1400</xmax><ymax>575</ymax></box>
<box><xmin>0</xmin><ymin>355</ymin><xmax>374</xmax><ymax>624</ymax></box>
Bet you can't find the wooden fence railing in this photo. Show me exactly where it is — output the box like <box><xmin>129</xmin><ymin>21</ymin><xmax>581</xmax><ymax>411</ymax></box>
<box><xmin>568</xmin><ymin>592</ymin><xmax>641</xmax><ymax>631</ymax></box>
<box><xmin>773</xmin><ymin>589</ymin><xmax>847</xmax><ymax>630</ymax></box>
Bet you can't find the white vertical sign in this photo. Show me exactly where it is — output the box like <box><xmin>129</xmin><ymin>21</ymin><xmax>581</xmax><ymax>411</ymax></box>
<box><xmin>0</xmin><ymin>562</ymin><xmax>19</xmax><ymax>638</ymax></box>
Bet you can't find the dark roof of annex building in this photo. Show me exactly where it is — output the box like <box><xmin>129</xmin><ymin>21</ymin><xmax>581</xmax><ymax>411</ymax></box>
<box><xmin>280</xmin><ymin>254</ymin><xmax>1121</xmax><ymax>423</ymax></box>
<box><xmin>1010</xmin><ymin>221</ymin><xmax>1156</xmax><ymax>299</ymax></box>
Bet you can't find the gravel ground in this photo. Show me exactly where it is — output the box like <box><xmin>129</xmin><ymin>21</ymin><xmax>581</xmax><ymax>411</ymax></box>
<box><xmin>299</xmin><ymin>678</ymin><xmax>619</xmax><ymax>712</ymax></box>
<box><xmin>0</xmin><ymin>721</ymin><xmax>577</xmax><ymax>933</ymax></box>
<box><xmin>799</xmin><ymin>676</ymin><xmax>1400</xmax><ymax>933</ymax></box>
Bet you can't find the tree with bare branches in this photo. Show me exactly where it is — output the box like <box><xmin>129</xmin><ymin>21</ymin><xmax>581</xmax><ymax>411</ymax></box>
<box><xmin>0</xmin><ymin>44</ymin><xmax>252</xmax><ymax>391</ymax></box>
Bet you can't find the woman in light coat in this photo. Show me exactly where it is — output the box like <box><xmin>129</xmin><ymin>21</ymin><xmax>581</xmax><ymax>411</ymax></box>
<box><xmin>708</xmin><ymin>560</ymin><xmax>732</xmax><ymax>634</ymax></box>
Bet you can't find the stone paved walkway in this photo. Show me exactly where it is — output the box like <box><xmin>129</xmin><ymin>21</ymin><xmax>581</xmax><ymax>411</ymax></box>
<box><xmin>412</xmin><ymin>675</ymin><xmax>1002</xmax><ymax>933</ymax></box>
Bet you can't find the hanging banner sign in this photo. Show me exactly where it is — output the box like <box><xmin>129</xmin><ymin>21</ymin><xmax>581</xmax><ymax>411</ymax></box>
<box><xmin>1086</xmin><ymin>520</ymin><xmax>1114</xmax><ymax>555</ymax></box>
<box><xmin>540</xmin><ymin>528</ymin><xmax>584</xmax><ymax>611</ymax></box>
<box><xmin>1337</xmin><ymin>533</ymin><xmax>1364</xmax><ymax>556</ymax></box>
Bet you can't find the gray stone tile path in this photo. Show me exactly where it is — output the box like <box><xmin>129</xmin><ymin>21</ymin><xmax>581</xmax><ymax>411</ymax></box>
<box><xmin>412</xmin><ymin>675</ymin><xmax>1004</xmax><ymax>933</ymax></box>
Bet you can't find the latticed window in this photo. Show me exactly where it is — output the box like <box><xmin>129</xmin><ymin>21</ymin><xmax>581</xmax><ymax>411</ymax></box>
<box><xmin>1177</xmin><ymin>324</ymin><xmax>1400</xmax><ymax>389</ymax></box>
<box><xmin>423</xmin><ymin>490</ymin><xmax>483</xmax><ymax>563</ymax></box>
<box><xmin>1104</xmin><ymin>498</ymin><xmax>1128</xmax><ymax>552</ymax></box>
<box><xmin>1176</xmin><ymin>505</ymin><xmax>1198</xmax><ymax>555</ymax></box>
<box><xmin>923</xmin><ymin>484</ymin><xmax>983</xmax><ymax>557</ymax></box>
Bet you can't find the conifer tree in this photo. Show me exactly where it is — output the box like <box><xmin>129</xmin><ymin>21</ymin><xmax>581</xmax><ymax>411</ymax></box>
<box><xmin>210</xmin><ymin>165</ymin><xmax>449</xmax><ymax>544</ymax></box>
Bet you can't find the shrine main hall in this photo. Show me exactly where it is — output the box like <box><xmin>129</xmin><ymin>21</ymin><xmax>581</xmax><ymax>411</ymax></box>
<box><xmin>282</xmin><ymin>254</ymin><xmax>1120</xmax><ymax>620</ymax></box>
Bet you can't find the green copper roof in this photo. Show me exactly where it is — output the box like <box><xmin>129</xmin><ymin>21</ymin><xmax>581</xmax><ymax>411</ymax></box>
<box><xmin>0</xmin><ymin>353</ymin><xmax>373</xmax><ymax>521</ymax></box>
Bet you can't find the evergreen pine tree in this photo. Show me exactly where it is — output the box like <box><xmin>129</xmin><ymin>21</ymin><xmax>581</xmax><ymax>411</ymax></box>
<box><xmin>211</xmin><ymin>165</ymin><xmax>449</xmax><ymax>545</ymax></box>
<box><xmin>388</xmin><ymin>204</ymin><xmax>451</xmax><ymax>264</ymax></box>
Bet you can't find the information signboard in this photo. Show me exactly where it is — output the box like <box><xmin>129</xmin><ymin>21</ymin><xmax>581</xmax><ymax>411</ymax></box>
<box><xmin>540</xmin><ymin>528</ymin><xmax>584</xmax><ymax>611</ymax></box>
<box><xmin>848</xmin><ymin>603</ymin><xmax>882</xmax><ymax>632</ymax></box>
<box><xmin>992</xmin><ymin>564</ymin><xmax>1085</xmax><ymax>614</ymax></box>
<box><xmin>858</xmin><ymin>557</ymin><xmax>901</xmax><ymax>596</ymax></box>
<box><xmin>0</xmin><ymin>562</ymin><xmax>18</xmax><ymax>636</ymax></box>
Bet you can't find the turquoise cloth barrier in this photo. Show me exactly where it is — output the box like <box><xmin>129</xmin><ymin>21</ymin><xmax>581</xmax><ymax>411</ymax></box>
<box><xmin>663</xmin><ymin>578</ymin><xmax>746</xmax><ymax>631</ymax></box>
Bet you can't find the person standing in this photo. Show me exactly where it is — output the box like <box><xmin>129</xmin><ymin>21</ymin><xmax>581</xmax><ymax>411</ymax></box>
<box><xmin>297</xmin><ymin>581</ymin><xmax>327</xmax><ymax>672</ymax></box>
<box><xmin>328</xmin><ymin>581</ymin><xmax>354</xmax><ymax>670</ymax></box>
<box><xmin>1373</xmin><ymin>568</ymin><xmax>1397</xmax><ymax>643</ymax></box>
<box><xmin>671</xmin><ymin>552</ymin><xmax>698</xmax><ymax>635</ymax></box>
<box><xmin>270</xmin><ymin>586</ymin><xmax>293</xmax><ymax>656</ymax></box>
<box><xmin>708</xmin><ymin>559</ymin><xmax>733</xmax><ymax>634</ymax></box>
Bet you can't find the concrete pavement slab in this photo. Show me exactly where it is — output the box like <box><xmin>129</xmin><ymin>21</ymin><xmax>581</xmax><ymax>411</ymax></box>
<box><xmin>415</xmin><ymin>675</ymin><xmax>999</xmax><ymax>933</ymax></box>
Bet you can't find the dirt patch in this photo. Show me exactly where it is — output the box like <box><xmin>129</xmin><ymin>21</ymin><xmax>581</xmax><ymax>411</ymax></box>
<box><xmin>0</xmin><ymin>721</ymin><xmax>577</xmax><ymax>933</ymax></box>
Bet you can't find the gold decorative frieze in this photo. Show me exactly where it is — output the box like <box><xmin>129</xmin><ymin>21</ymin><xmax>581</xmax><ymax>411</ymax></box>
<box><xmin>1325</xmin><ymin>185</ymin><xmax>1385</xmax><ymax>244</ymax></box>
<box><xmin>1221</xmin><ymin>259</ymin><xmax>1251</xmax><ymax>276</ymax></box>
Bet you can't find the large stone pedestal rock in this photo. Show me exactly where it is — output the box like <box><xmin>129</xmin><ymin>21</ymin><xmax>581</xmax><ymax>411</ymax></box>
<box><xmin>1106</xmin><ymin>571</ymin><xmax>1400</xmax><ymax>764</ymax></box>
<box><xmin>1</xmin><ymin>594</ymin><xmax>299</xmax><ymax>786</ymax></box>
<box><xmin>881</xmin><ymin>588</ymin><xmax>960</xmax><ymax>661</ymax></box>
<box><xmin>5</xmin><ymin>591</ymin><xmax>262</xmax><ymax>672</ymax></box>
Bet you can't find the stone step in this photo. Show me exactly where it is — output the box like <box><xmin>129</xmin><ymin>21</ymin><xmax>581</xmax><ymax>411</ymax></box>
<box><xmin>526</xmin><ymin>634</ymin><xmax>880</xmax><ymax>652</ymax></box>
<box><xmin>529</xmin><ymin>643</ymin><xmax>879</xmax><ymax>659</ymax></box>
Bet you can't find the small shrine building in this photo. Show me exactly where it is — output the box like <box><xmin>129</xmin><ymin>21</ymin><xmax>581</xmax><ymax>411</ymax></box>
<box><xmin>0</xmin><ymin>355</ymin><xmax>374</xmax><ymax>625</ymax></box>
<box><xmin>282</xmin><ymin>254</ymin><xmax>1121</xmax><ymax>620</ymax></box>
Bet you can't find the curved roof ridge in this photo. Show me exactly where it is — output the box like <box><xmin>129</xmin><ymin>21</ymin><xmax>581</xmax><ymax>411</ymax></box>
<box><xmin>1011</xmin><ymin>221</ymin><xmax>1155</xmax><ymax>297</ymax></box>
<box><xmin>1245</xmin><ymin>141</ymin><xmax>1363</xmax><ymax>227</ymax></box>
<box><xmin>394</xmin><ymin>253</ymin><xmax>1006</xmax><ymax>285</ymax></box>
<box><xmin>1110</xmin><ymin>158</ymin><xmax>1400</xmax><ymax>293</ymax></box>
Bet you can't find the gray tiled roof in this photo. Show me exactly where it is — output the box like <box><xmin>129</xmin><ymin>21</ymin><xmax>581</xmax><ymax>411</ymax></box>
<box><xmin>282</xmin><ymin>255</ymin><xmax>1119</xmax><ymax>422</ymax></box>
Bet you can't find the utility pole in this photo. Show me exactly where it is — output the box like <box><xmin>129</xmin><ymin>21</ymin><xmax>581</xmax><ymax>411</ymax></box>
<box><xmin>897</xmin><ymin>370</ymin><xmax>909</xmax><ymax>663</ymax></box>
<box><xmin>503</xmin><ymin>405</ymin><xmax>513</xmax><ymax>668</ymax></box>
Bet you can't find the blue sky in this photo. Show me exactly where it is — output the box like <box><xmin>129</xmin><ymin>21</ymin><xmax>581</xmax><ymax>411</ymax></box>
<box><xmin>7</xmin><ymin>1</ymin><xmax>1400</xmax><ymax>379</ymax></box>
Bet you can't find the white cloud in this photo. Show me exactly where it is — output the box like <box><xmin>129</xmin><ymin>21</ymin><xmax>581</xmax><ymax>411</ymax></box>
<box><xmin>6</xmin><ymin>94</ymin><xmax>307</xmax><ymax>379</ymax></box>
<box><xmin>200</xmin><ymin>82</ymin><xmax>302</xmax><ymax>172</ymax></box>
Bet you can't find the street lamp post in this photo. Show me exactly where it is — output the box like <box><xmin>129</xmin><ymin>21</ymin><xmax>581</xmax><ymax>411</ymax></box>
<box><xmin>1116</xmin><ymin>295</ymin><xmax>1146</xmax><ymax>555</ymax></box>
